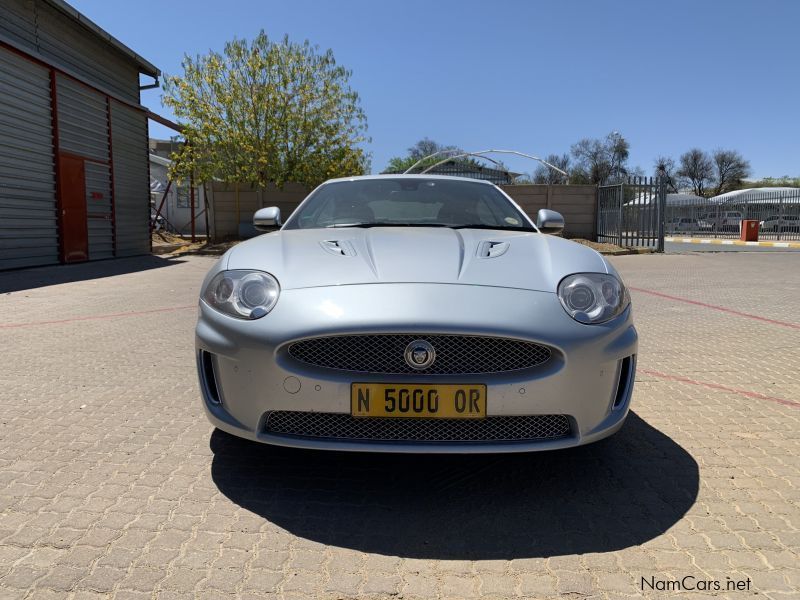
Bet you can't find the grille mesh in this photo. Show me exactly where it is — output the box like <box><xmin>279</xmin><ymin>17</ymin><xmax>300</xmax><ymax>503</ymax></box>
<box><xmin>287</xmin><ymin>334</ymin><xmax>551</xmax><ymax>375</ymax></box>
<box><xmin>264</xmin><ymin>411</ymin><xmax>571</xmax><ymax>443</ymax></box>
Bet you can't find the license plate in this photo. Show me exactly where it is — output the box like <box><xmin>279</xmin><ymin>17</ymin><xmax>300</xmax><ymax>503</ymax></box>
<box><xmin>351</xmin><ymin>383</ymin><xmax>486</xmax><ymax>419</ymax></box>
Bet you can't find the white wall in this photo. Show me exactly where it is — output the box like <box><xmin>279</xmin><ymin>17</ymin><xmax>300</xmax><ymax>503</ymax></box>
<box><xmin>150</xmin><ymin>159</ymin><xmax>207</xmax><ymax>235</ymax></box>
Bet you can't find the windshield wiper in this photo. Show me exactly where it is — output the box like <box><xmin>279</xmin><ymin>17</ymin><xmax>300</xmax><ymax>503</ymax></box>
<box><xmin>323</xmin><ymin>223</ymin><xmax>537</xmax><ymax>232</ymax></box>
<box><xmin>449</xmin><ymin>224</ymin><xmax>537</xmax><ymax>232</ymax></box>
<box><xmin>325</xmin><ymin>222</ymin><xmax>450</xmax><ymax>228</ymax></box>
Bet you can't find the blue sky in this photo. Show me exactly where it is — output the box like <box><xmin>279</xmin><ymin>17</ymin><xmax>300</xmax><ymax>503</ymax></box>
<box><xmin>71</xmin><ymin>0</ymin><xmax>799</xmax><ymax>179</ymax></box>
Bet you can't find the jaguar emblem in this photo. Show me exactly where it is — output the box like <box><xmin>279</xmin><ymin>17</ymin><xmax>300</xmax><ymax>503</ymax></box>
<box><xmin>404</xmin><ymin>340</ymin><xmax>436</xmax><ymax>370</ymax></box>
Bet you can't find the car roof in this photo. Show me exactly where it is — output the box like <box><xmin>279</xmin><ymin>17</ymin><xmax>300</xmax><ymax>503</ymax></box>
<box><xmin>323</xmin><ymin>174</ymin><xmax>496</xmax><ymax>185</ymax></box>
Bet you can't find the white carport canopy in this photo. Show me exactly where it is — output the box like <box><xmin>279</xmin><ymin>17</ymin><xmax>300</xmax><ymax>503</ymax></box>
<box><xmin>625</xmin><ymin>193</ymin><xmax>706</xmax><ymax>206</ymax></box>
<box><xmin>711</xmin><ymin>187</ymin><xmax>800</xmax><ymax>205</ymax></box>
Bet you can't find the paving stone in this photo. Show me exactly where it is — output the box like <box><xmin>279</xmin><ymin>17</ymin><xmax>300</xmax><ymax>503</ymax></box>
<box><xmin>479</xmin><ymin>573</ymin><xmax>517</xmax><ymax>597</ymax></box>
<box><xmin>518</xmin><ymin>573</ymin><xmax>557</xmax><ymax>596</ymax></box>
<box><xmin>77</xmin><ymin>566</ymin><xmax>126</xmax><ymax>593</ymax></box>
<box><xmin>1</xmin><ymin>253</ymin><xmax>798</xmax><ymax>599</ymax></box>
<box><xmin>441</xmin><ymin>574</ymin><xmax>479</xmax><ymax>599</ymax></box>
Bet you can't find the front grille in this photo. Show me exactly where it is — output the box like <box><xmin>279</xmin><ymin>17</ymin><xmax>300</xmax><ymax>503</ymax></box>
<box><xmin>264</xmin><ymin>411</ymin><xmax>571</xmax><ymax>443</ymax></box>
<box><xmin>287</xmin><ymin>334</ymin><xmax>552</xmax><ymax>375</ymax></box>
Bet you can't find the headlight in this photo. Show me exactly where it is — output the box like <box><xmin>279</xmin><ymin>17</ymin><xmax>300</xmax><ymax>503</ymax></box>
<box><xmin>557</xmin><ymin>273</ymin><xmax>630</xmax><ymax>324</ymax></box>
<box><xmin>202</xmin><ymin>270</ymin><xmax>280</xmax><ymax>319</ymax></box>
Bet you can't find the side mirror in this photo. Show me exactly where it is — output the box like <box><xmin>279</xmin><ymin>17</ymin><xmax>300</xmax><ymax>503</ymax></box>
<box><xmin>253</xmin><ymin>206</ymin><xmax>281</xmax><ymax>230</ymax></box>
<box><xmin>536</xmin><ymin>209</ymin><xmax>564</xmax><ymax>234</ymax></box>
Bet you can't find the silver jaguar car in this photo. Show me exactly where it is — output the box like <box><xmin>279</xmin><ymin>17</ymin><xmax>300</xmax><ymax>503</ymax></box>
<box><xmin>195</xmin><ymin>175</ymin><xmax>637</xmax><ymax>453</ymax></box>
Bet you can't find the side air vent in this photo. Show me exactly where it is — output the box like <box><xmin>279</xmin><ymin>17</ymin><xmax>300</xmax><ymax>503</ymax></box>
<box><xmin>320</xmin><ymin>240</ymin><xmax>357</xmax><ymax>256</ymax></box>
<box><xmin>477</xmin><ymin>241</ymin><xmax>509</xmax><ymax>258</ymax></box>
<box><xmin>613</xmin><ymin>356</ymin><xmax>634</xmax><ymax>409</ymax></box>
<box><xmin>199</xmin><ymin>350</ymin><xmax>222</xmax><ymax>405</ymax></box>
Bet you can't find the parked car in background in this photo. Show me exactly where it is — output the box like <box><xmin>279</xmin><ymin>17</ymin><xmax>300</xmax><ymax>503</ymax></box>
<box><xmin>667</xmin><ymin>217</ymin><xmax>713</xmax><ymax>232</ymax></box>
<box><xmin>701</xmin><ymin>210</ymin><xmax>743</xmax><ymax>232</ymax></box>
<box><xmin>759</xmin><ymin>215</ymin><xmax>800</xmax><ymax>232</ymax></box>
<box><xmin>696</xmin><ymin>218</ymin><xmax>714</xmax><ymax>231</ymax></box>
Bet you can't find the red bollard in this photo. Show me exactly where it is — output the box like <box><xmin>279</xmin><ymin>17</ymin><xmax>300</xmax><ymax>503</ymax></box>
<box><xmin>740</xmin><ymin>220</ymin><xmax>759</xmax><ymax>242</ymax></box>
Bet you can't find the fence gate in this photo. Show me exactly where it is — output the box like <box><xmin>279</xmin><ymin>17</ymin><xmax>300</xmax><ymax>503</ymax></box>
<box><xmin>597</xmin><ymin>177</ymin><xmax>666</xmax><ymax>251</ymax></box>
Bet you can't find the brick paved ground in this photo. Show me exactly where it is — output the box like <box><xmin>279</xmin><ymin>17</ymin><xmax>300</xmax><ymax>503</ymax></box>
<box><xmin>0</xmin><ymin>251</ymin><xmax>798</xmax><ymax>599</ymax></box>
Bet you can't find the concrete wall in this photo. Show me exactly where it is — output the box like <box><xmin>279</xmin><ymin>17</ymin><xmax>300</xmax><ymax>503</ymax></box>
<box><xmin>208</xmin><ymin>182</ymin><xmax>597</xmax><ymax>240</ymax></box>
<box><xmin>500</xmin><ymin>184</ymin><xmax>597</xmax><ymax>239</ymax></box>
<box><xmin>208</xmin><ymin>182</ymin><xmax>309</xmax><ymax>239</ymax></box>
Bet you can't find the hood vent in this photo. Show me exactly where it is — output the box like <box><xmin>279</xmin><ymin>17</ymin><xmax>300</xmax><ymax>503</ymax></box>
<box><xmin>320</xmin><ymin>240</ymin><xmax>357</xmax><ymax>257</ymax></box>
<box><xmin>477</xmin><ymin>241</ymin><xmax>509</xmax><ymax>258</ymax></box>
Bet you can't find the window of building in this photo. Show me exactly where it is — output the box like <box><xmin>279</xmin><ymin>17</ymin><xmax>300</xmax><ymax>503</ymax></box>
<box><xmin>176</xmin><ymin>185</ymin><xmax>199</xmax><ymax>209</ymax></box>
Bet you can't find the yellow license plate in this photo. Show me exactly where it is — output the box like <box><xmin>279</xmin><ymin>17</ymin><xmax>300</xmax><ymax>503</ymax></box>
<box><xmin>351</xmin><ymin>383</ymin><xmax>486</xmax><ymax>419</ymax></box>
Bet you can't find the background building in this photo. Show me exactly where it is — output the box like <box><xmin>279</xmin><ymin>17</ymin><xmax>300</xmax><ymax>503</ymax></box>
<box><xmin>149</xmin><ymin>139</ymin><xmax>206</xmax><ymax>236</ymax></box>
<box><xmin>384</xmin><ymin>159</ymin><xmax>520</xmax><ymax>185</ymax></box>
<box><xmin>0</xmin><ymin>0</ymin><xmax>159</xmax><ymax>269</ymax></box>
<box><xmin>419</xmin><ymin>160</ymin><xmax>520</xmax><ymax>185</ymax></box>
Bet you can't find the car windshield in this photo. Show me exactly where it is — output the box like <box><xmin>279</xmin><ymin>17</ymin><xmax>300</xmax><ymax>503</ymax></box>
<box><xmin>282</xmin><ymin>178</ymin><xmax>533</xmax><ymax>231</ymax></box>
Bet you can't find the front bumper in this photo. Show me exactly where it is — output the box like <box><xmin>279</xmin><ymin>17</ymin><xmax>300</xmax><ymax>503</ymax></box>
<box><xmin>195</xmin><ymin>283</ymin><xmax>637</xmax><ymax>453</ymax></box>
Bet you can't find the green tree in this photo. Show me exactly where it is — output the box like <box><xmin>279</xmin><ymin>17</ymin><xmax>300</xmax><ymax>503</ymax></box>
<box><xmin>711</xmin><ymin>149</ymin><xmax>751</xmax><ymax>195</ymax></box>
<box><xmin>570</xmin><ymin>131</ymin><xmax>630</xmax><ymax>184</ymax></box>
<box><xmin>677</xmin><ymin>148</ymin><xmax>714</xmax><ymax>197</ymax></box>
<box><xmin>532</xmin><ymin>153</ymin><xmax>571</xmax><ymax>184</ymax></box>
<box><xmin>383</xmin><ymin>138</ymin><xmax>463</xmax><ymax>173</ymax></box>
<box><xmin>653</xmin><ymin>156</ymin><xmax>680</xmax><ymax>193</ymax></box>
<box><xmin>742</xmin><ymin>176</ymin><xmax>800</xmax><ymax>188</ymax></box>
<box><xmin>163</xmin><ymin>32</ymin><xmax>369</xmax><ymax>188</ymax></box>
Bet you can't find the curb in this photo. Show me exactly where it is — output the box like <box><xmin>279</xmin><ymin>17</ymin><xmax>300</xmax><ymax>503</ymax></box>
<box><xmin>665</xmin><ymin>237</ymin><xmax>800</xmax><ymax>249</ymax></box>
<box><xmin>151</xmin><ymin>243</ymin><xmax>189</xmax><ymax>255</ymax></box>
<box><xmin>598</xmin><ymin>248</ymin><xmax>656</xmax><ymax>256</ymax></box>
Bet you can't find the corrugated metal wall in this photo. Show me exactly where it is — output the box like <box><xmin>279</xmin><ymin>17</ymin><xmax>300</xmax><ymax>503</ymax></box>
<box><xmin>0</xmin><ymin>2</ymin><xmax>154</xmax><ymax>270</ymax></box>
<box><xmin>0</xmin><ymin>0</ymin><xmax>36</xmax><ymax>51</ymax></box>
<box><xmin>55</xmin><ymin>75</ymin><xmax>109</xmax><ymax>161</ymax></box>
<box><xmin>55</xmin><ymin>74</ymin><xmax>115</xmax><ymax>259</ymax></box>
<box><xmin>0</xmin><ymin>0</ymin><xmax>141</xmax><ymax>103</ymax></box>
<box><xmin>0</xmin><ymin>46</ymin><xmax>58</xmax><ymax>270</ymax></box>
<box><xmin>85</xmin><ymin>162</ymin><xmax>113</xmax><ymax>259</ymax></box>
<box><xmin>111</xmin><ymin>101</ymin><xmax>150</xmax><ymax>256</ymax></box>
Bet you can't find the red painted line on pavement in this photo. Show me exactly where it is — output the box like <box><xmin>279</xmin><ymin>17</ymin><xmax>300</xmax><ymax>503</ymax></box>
<box><xmin>640</xmin><ymin>368</ymin><xmax>800</xmax><ymax>409</ymax></box>
<box><xmin>0</xmin><ymin>304</ymin><xmax>196</xmax><ymax>329</ymax></box>
<box><xmin>629</xmin><ymin>287</ymin><xmax>800</xmax><ymax>330</ymax></box>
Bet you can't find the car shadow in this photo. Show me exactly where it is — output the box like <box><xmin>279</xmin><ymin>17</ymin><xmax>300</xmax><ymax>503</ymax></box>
<box><xmin>0</xmin><ymin>255</ymin><xmax>187</xmax><ymax>294</ymax></box>
<box><xmin>209</xmin><ymin>411</ymin><xmax>698</xmax><ymax>559</ymax></box>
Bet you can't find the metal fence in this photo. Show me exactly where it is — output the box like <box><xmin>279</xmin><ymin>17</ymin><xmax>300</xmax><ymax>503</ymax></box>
<box><xmin>598</xmin><ymin>183</ymin><xmax>800</xmax><ymax>249</ymax></box>
<box><xmin>663</xmin><ymin>189</ymin><xmax>800</xmax><ymax>241</ymax></box>
<box><xmin>597</xmin><ymin>177</ymin><xmax>666</xmax><ymax>251</ymax></box>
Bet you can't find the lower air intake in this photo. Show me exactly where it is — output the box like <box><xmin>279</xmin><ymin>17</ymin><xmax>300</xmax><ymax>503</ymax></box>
<box><xmin>264</xmin><ymin>411</ymin><xmax>571</xmax><ymax>443</ymax></box>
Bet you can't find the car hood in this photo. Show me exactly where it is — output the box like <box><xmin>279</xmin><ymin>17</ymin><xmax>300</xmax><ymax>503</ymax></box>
<box><xmin>224</xmin><ymin>227</ymin><xmax>610</xmax><ymax>293</ymax></box>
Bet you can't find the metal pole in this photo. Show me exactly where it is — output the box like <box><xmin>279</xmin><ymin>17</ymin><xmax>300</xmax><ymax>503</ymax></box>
<box><xmin>235</xmin><ymin>182</ymin><xmax>240</xmax><ymax>232</ymax></box>
<box><xmin>657</xmin><ymin>177</ymin><xmax>666</xmax><ymax>252</ymax></box>
<box><xmin>203</xmin><ymin>182</ymin><xmax>211</xmax><ymax>244</ymax></box>
<box><xmin>190</xmin><ymin>173</ymin><xmax>196</xmax><ymax>242</ymax></box>
<box><xmin>778</xmin><ymin>194</ymin><xmax>783</xmax><ymax>241</ymax></box>
<box><xmin>617</xmin><ymin>183</ymin><xmax>624</xmax><ymax>247</ymax></box>
<box><xmin>595</xmin><ymin>185</ymin><xmax>601</xmax><ymax>242</ymax></box>
<box><xmin>151</xmin><ymin>180</ymin><xmax>172</xmax><ymax>233</ymax></box>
